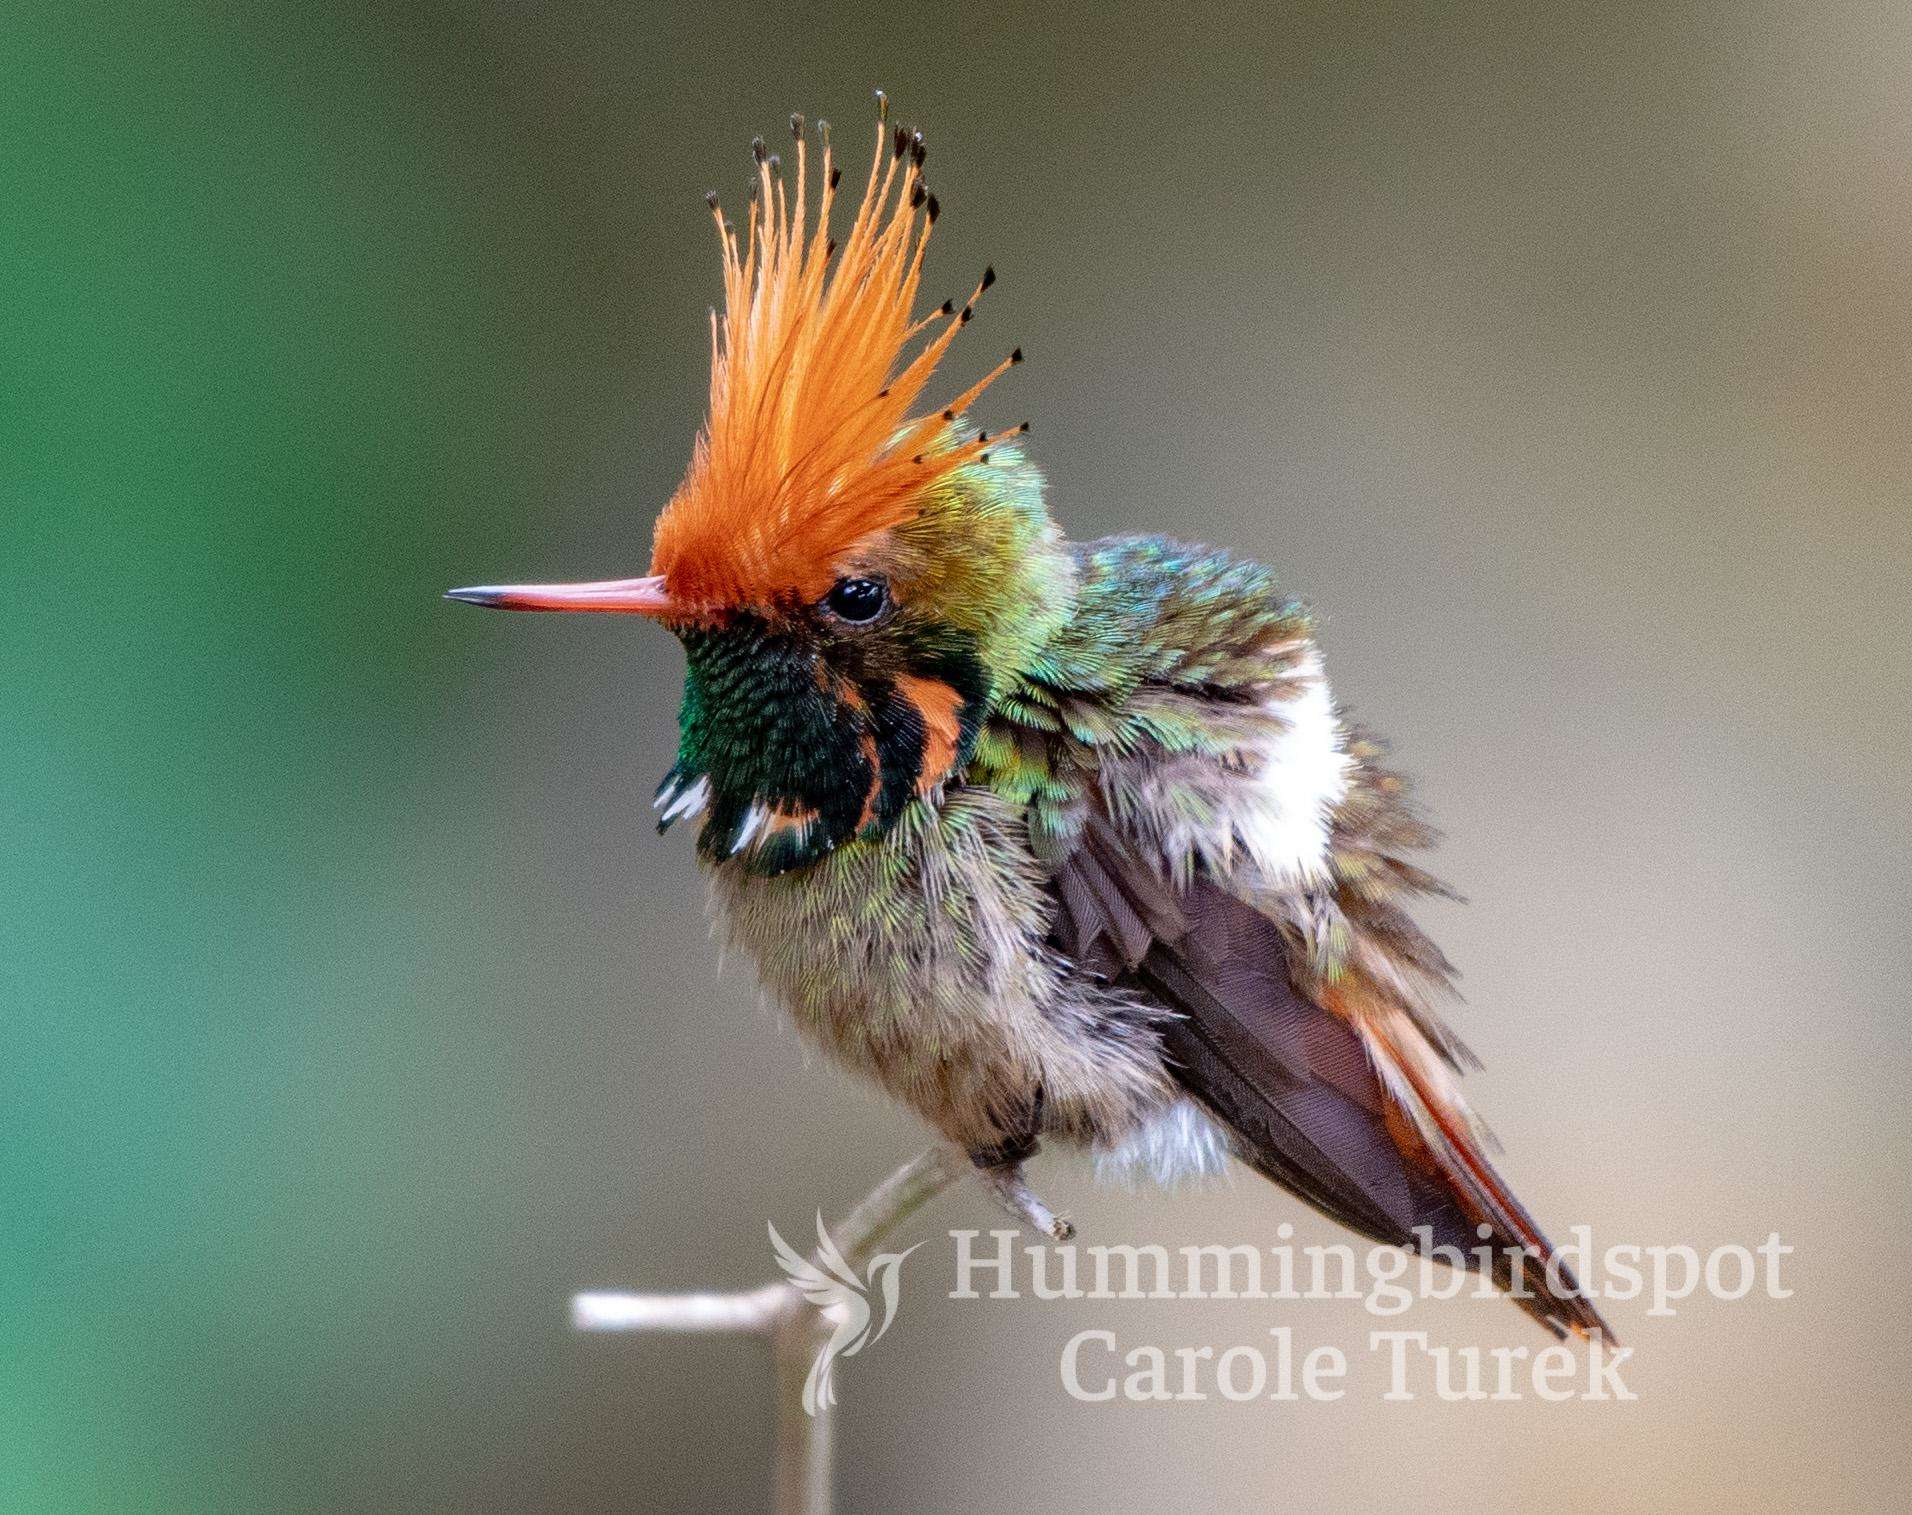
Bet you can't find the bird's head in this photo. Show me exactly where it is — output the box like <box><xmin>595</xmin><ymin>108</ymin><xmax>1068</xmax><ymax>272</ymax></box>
<box><xmin>449</xmin><ymin>103</ymin><xmax>1073</xmax><ymax>874</ymax></box>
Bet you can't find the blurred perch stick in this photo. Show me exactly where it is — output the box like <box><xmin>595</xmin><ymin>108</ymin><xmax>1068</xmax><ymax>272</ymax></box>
<box><xmin>573</xmin><ymin>1148</ymin><xmax>962</xmax><ymax>1515</ymax></box>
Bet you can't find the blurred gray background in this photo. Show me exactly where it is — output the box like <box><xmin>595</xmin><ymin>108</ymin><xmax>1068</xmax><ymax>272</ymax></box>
<box><xmin>7</xmin><ymin>1</ymin><xmax>1908</xmax><ymax>1511</ymax></box>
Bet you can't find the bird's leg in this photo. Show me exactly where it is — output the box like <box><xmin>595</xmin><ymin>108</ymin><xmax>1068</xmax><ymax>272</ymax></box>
<box><xmin>966</xmin><ymin>1128</ymin><xmax>1076</xmax><ymax>1242</ymax></box>
<box><xmin>975</xmin><ymin>1159</ymin><xmax>1075</xmax><ymax>1241</ymax></box>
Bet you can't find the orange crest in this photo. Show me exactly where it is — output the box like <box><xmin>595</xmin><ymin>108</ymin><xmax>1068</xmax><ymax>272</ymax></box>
<box><xmin>648</xmin><ymin>103</ymin><xmax>1022</xmax><ymax>612</ymax></box>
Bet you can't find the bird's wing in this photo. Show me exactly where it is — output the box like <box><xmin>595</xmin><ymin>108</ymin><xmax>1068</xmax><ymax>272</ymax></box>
<box><xmin>1050</xmin><ymin>807</ymin><xmax>1447</xmax><ymax>1239</ymax></box>
<box><xmin>994</xmin><ymin>535</ymin><xmax>1610</xmax><ymax>1338</ymax></box>
<box><xmin>1049</xmin><ymin>794</ymin><xmax>1608</xmax><ymax>1340</ymax></box>
<box><xmin>809</xmin><ymin>1212</ymin><xmax>863</xmax><ymax>1294</ymax></box>
<box><xmin>767</xmin><ymin>1219</ymin><xmax>863</xmax><ymax>1309</ymax></box>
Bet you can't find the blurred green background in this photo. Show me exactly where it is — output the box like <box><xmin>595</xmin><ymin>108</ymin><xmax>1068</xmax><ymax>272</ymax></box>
<box><xmin>5</xmin><ymin>2</ymin><xmax>1908</xmax><ymax>1511</ymax></box>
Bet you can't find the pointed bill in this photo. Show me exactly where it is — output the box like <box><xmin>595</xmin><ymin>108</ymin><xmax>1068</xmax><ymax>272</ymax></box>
<box><xmin>443</xmin><ymin>573</ymin><xmax>674</xmax><ymax>615</ymax></box>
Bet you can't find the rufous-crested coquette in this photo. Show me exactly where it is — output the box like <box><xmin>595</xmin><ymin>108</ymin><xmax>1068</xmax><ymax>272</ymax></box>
<box><xmin>449</xmin><ymin>100</ymin><xmax>1612</xmax><ymax>1339</ymax></box>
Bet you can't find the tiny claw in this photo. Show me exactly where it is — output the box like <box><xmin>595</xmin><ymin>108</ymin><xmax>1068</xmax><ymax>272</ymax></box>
<box><xmin>974</xmin><ymin>1158</ymin><xmax>1073</xmax><ymax>1242</ymax></box>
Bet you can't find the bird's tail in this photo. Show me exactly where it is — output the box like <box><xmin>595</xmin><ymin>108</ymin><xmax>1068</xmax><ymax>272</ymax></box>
<box><xmin>1339</xmin><ymin>992</ymin><xmax>1614</xmax><ymax>1342</ymax></box>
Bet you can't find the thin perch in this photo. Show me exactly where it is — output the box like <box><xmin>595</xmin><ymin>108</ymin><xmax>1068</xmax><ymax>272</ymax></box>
<box><xmin>572</xmin><ymin>1148</ymin><xmax>970</xmax><ymax>1515</ymax></box>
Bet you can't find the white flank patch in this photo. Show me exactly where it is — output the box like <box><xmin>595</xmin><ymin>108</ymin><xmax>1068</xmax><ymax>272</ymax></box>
<box><xmin>1094</xmin><ymin>1099</ymin><xmax>1235</xmax><ymax>1188</ymax></box>
<box><xmin>1239</xmin><ymin>646</ymin><xmax>1351</xmax><ymax>885</ymax></box>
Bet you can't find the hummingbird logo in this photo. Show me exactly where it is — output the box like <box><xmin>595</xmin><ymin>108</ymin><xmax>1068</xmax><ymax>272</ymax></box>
<box><xmin>768</xmin><ymin>1215</ymin><xmax>922</xmax><ymax>1416</ymax></box>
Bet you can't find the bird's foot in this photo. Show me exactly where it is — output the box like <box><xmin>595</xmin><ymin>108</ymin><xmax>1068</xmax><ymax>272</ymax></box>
<box><xmin>971</xmin><ymin>1155</ymin><xmax>1075</xmax><ymax>1242</ymax></box>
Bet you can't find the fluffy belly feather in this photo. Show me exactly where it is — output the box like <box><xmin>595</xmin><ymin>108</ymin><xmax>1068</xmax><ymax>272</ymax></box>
<box><xmin>710</xmin><ymin>787</ymin><xmax>1173</xmax><ymax>1154</ymax></box>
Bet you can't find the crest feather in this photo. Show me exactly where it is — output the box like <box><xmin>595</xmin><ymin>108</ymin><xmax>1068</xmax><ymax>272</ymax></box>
<box><xmin>649</xmin><ymin>102</ymin><xmax>1021</xmax><ymax>611</ymax></box>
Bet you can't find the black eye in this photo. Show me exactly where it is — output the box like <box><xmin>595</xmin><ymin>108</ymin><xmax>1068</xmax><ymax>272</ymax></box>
<box><xmin>824</xmin><ymin>576</ymin><xmax>888</xmax><ymax>623</ymax></box>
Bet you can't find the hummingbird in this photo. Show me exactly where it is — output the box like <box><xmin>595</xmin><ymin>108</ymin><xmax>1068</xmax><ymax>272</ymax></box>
<box><xmin>449</xmin><ymin>101</ymin><xmax>1611</xmax><ymax>1339</ymax></box>
<box><xmin>768</xmin><ymin>1214</ymin><xmax>920</xmax><ymax>1415</ymax></box>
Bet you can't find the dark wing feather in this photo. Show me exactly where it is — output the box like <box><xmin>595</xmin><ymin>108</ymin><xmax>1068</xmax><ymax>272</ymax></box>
<box><xmin>1051</xmin><ymin>811</ymin><xmax>1608</xmax><ymax>1340</ymax></box>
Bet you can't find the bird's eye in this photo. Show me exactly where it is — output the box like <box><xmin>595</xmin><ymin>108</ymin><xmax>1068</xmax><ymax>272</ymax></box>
<box><xmin>823</xmin><ymin>576</ymin><xmax>889</xmax><ymax>624</ymax></box>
